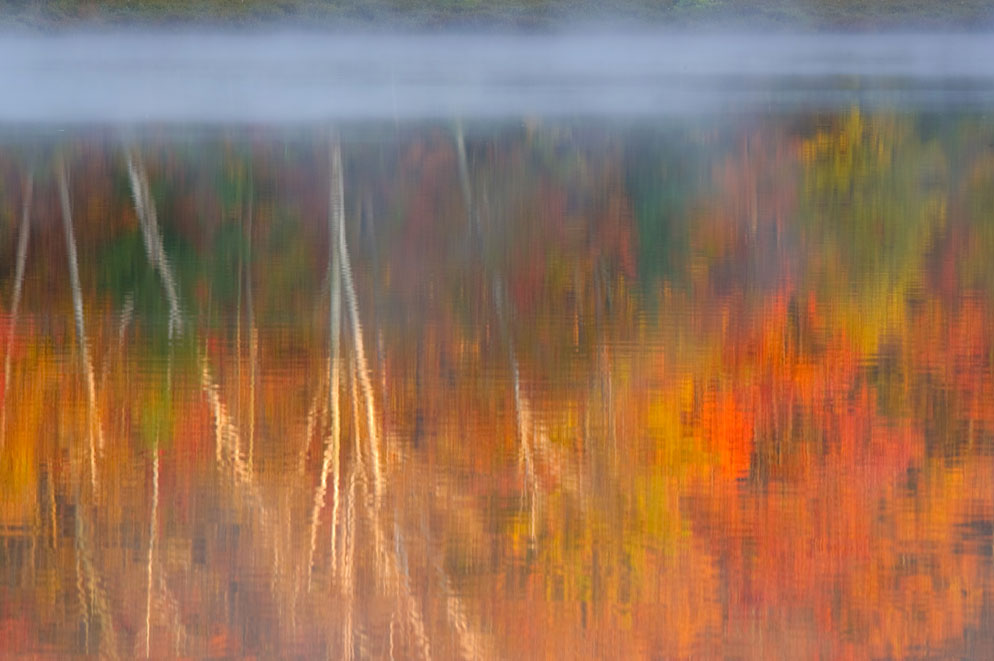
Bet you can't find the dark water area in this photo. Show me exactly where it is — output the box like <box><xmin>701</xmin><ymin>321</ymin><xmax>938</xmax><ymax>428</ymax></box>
<box><xmin>2</xmin><ymin>37</ymin><xmax>994</xmax><ymax>657</ymax></box>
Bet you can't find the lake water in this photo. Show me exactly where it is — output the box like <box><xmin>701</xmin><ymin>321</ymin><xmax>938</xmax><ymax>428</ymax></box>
<box><xmin>1</xmin><ymin>34</ymin><xmax>993</xmax><ymax>659</ymax></box>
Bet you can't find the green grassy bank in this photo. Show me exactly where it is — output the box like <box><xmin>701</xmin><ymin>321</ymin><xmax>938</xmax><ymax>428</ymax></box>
<box><xmin>1</xmin><ymin>0</ymin><xmax>992</xmax><ymax>30</ymax></box>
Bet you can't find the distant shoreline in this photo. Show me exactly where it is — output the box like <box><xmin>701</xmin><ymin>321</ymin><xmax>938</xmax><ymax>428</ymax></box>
<box><xmin>2</xmin><ymin>0</ymin><xmax>993</xmax><ymax>32</ymax></box>
<box><xmin>2</xmin><ymin>33</ymin><xmax>993</xmax><ymax>124</ymax></box>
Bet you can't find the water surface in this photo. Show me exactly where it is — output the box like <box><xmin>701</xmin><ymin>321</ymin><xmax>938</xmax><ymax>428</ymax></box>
<box><xmin>1</xmin><ymin>37</ymin><xmax>994</xmax><ymax>659</ymax></box>
<box><xmin>3</xmin><ymin>33</ymin><xmax>994</xmax><ymax>120</ymax></box>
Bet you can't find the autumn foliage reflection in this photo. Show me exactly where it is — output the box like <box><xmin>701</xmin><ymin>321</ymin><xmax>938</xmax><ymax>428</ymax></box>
<box><xmin>1</xmin><ymin>113</ymin><xmax>993</xmax><ymax>658</ymax></box>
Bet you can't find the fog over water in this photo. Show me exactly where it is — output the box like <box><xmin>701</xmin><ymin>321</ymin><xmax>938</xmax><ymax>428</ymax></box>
<box><xmin>2</xmin><ymin>32</ymin><xmax>994</xmax><ymax>122</ymax></box>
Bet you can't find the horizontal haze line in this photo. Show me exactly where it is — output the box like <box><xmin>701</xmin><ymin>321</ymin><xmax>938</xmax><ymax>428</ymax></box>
<box><xmin>2</xmin><ymin>32</ymin><xmax>994</xmax><ymax>122</ymax></box>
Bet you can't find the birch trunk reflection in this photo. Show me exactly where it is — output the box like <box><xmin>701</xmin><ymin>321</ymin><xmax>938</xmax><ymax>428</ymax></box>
<box><xmin>0</xmin><ymin>172</ymin><xmax>32</xmax><ymax>450</ymax></box>
<box><xmin>308</xmin><ymin>139</ymin><xmax>344</xmax><ymax>588</ymax></box>
<box><xmin>58</xmin><ymin>160</ymin><xmax>103</xmax><ymax>491</ymax></box>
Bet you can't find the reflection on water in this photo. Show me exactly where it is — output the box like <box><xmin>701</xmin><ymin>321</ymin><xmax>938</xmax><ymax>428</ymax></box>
<box><xmin>1</xmin><ymin>112</ymin><xmax>994</xmax><ymax>658</ymax></box>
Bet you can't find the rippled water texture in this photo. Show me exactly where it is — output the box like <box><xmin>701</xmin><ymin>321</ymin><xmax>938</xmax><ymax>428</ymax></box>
<box><xmin>2</xmin><ymin>36</ymin><xmax>994</xmax><ymax>658</ymax></box>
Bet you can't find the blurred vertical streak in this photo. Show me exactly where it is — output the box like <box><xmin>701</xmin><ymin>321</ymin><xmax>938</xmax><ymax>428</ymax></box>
<box><xmin>58</xmin><ymin>158</ymin><xmax>102</xmax><ymax>491</ymax></box>
<box><xmin>0</xmin><ymin>172</ymin><xmax>32</xmax><ymax>452</ymax></box>
<box><xmin>144</xmin><ymin>432</ymin><xmax>158</xmax><ymax>658</ymax></box>
<box><xmin>333</xmin><ymin>142</ymin><xmax>384</xmax><ymax>500</ymax></box>
<box><xmin>246</xmin><ymin>192</ymin><xmax>257</xmax><ymax>471</ymax></box>
<box><xmin>125</xmin><ymin>148</ymin><xmax>184</xmax><ymax>339</ymax></box>
<box><xmin>308</xmin><ymin>138</ymin><xmax>344</xmax><ymax>588</ymax></box>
